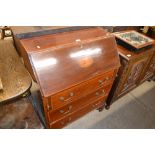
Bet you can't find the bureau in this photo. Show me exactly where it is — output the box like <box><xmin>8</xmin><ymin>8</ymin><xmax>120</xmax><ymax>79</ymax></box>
<box><xmin>106</xmin><ymin>35</ymin><xmax>155</xmax><ymax>108</ymax></box>
<box><xmin>17</xmin><ymin>27</ymin><xmax>120</xmax><ymax>128</ymax></box>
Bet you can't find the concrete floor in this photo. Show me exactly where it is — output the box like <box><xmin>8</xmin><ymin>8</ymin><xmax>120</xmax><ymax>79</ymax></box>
<box><xmin>65</xmin><ymin>81</ymin><xmax>155</xmax><ymax>129</ymax></box>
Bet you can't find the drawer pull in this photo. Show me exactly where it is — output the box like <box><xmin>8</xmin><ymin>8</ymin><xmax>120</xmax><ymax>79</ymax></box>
<box><xmin>60</xmin><ymin>96</ymin><xmax>65</xmax><ymax>101</ymax></box>
<box><xmin>102</xmin><ymin>90</ymin><xmax>106</xmax><ymax>95</ymax></box>
<box><xmin>59</xmin><ymin>92</ymin><xmax>74</xmax><ymax>102</ymax></box>
<box><xmin>69</xmin><ymin>92</ymin><xmax>74</xmax><ymax>97</ymax></box>
<box><xmin>95</xmin><ymin>90</ymin><xmax>106</xmax><ymax>96</ymax></box>
<box><xmin>98</xmin><ymin>80</ymin><xmax>103</xmax><ymax>84</ymax></box>
<box><xmin>96</xmin><ymin>92</ymin><xmax>100</xmax><ymax>96</ymax></box>
<box><xmin>59</xmin><ymin>105</ymin><xmax>73</xmax><ymax>114</ymax></box>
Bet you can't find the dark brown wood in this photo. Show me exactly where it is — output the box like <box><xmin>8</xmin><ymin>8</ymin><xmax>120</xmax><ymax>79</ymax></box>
<box><xmin>107</xmin><ymin>33</ymin><xmax>155</xmax><ymax>107</ymax></box>
<box><xmin>11</xmin><ymin>26</ymin><xmax>97</xmax><ymax>81</ymax></box>
<box><xmin>17</xmin><ymin>27</ymin><xmax>120</xmax><ymax>128</ymax></box>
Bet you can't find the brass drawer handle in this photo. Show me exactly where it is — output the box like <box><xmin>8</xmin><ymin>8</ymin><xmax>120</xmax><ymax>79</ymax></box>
<box><xmin>95</xmin><ymin>90</ymin><xmax>106</xmax><ymax>96</ymax></box>
<box><xmin>98</xmin><ymin>80</ymin><xmax>103</xmax><ymax>84</ymax></box>
<box><xmin>98</xmin><ymin>77</ymin><xmax>110</xmax><ymax>85</ymax></box>
<box><xmin>69</xmin><ymin>92</ymin><xmax>74</xmax><ymax>97</ymax></box>
<box><xmin>59</xmin><ymin>105</ymin><xmax>73</xmax><ymax>114</ymax></box>
<box><xmin>102</xmin><ymin>90</ymin><xmax>106</xmax><ymax>95</ymax></box>
<box><xmin>96</xmin><ymin>92</ymin><xmax>100</xmax><ymax>96</ymax></box>
<box><xmin>59</xmin><ymin>92</ymin><xmax>74</xmax><ymax>102</ymax></box>
<box><xmin>60</xmin><ymin>96</ymin><xmax>65</xmax><ymax>101</ymax></box>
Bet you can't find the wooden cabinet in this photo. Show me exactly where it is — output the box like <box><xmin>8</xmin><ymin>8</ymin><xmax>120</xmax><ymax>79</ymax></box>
<box><xmin>17</xmin><ymin>27</ymin><xmax>120</xmax><ymax>128</ymax></box>
<box><xmin>106</xmin><ymin>43</ymin><xmax>155</xmax><ymax>107</ymax></box>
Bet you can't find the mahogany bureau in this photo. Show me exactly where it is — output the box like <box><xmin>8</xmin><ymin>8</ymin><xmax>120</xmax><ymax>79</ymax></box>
<box><xmin>106</xmin><ymin>33</ymin><xmax>155</xmax><ymax>108</ymax></box>
<box><xmin>16</xmin><ymin>27</ymin><xmax>120</xmax><ymax>128</ymax></box>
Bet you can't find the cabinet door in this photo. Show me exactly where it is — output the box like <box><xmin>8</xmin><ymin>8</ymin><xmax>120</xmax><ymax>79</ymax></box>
<box><xmin>120</xmin><ymin>57</ymin><xmax>149</xmax><ymax>94</ymax></box>
<box><xmin>140</xmin><ymin>54</ymin><xmax>155</xmax><ymax>82</ymax></box>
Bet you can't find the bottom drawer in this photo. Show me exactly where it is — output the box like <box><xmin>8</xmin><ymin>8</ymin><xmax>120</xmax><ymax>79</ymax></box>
<box><xmin>50</xmin><ymin>98</ymin><xmax>105</xmax><ymax>129</ymax></box>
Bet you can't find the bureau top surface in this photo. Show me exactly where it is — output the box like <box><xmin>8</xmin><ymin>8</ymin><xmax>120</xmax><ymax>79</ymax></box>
<box><xmin>20</xmin><ymin>28</ymin><xmax>120</xmax><ymax>97</ymax></box>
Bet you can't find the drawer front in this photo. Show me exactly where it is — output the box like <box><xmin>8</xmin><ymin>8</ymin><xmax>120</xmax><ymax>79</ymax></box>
<box><xmin>48</xmin><ymin>84</ymin><xmax>112</xmax><ymax>123</ymax></box>
<box><xmin>50</xmin><ymin>98</ymin><xmax>105</xmax><ymax>129</ymax></box>
<box><xmin>51</xmin><ymin>70</ymin><xmax>115</xmax><ymax>110</ymax></box>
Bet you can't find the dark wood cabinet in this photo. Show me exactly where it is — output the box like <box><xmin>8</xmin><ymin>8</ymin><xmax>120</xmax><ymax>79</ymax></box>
<box><xmin>106</xmin><ymin>43</ymin><xmax>155</xmax><ymax>107</ymax></box>
<box><xmin>16</xmin><ymin>27</ymin><xmax>120</xmax><ymax>128</ymax></box>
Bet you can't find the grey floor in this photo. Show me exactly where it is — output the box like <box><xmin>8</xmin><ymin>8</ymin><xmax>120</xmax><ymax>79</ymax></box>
<box><xmin>65</xmin><ymin>81</ymin><xmax>155</xmax><ymax>129</ymax></box>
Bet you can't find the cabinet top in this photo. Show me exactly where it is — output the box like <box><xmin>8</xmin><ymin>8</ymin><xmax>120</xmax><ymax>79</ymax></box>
<box><xmin>117</xmin><ymin>44</ymin><xmax>155</xmax><ymax>61</ymax></box>
<box><xmin>20</xmin><ymin>28</ymin><xmax>120</xmax><ymax>97</ymax></box>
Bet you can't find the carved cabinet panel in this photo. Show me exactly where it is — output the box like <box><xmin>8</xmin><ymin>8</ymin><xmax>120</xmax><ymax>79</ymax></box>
<box><xmin>120</xmin><ymin>57</ymin><xmax>148</xmax><ymax>94</ymax></box>
<box><xmin>140</xmin><ymin>53</ymin><xmax>155</xmax><ymax>82</ymax></box>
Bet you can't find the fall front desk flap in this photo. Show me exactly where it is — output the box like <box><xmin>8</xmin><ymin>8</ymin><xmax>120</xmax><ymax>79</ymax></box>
<box><xmin>20</xmin><ymin>28</ymin><xmax>120</xmax><ymax>97</ymax></box>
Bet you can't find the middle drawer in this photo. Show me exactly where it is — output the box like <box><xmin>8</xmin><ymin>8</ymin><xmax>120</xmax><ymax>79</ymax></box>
<box><xmin>50</xmin><ymin>70</ymin><xmax>114</xmax><ymax>110</ymax></box>
<box><xmin>48</xmin><ymin>84</ymin><xmax>112</xmax><ymax>123</ymax></box>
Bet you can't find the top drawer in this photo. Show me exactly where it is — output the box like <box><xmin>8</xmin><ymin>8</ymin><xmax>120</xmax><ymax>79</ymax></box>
<box><xmin>50</xmin><ymin>70</ymin><xmax>115</xmax><ymax>110</ymax></box>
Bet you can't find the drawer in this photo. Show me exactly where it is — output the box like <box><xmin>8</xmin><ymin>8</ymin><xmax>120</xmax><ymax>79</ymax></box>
<box><xmin>50</xmin><ymin>98</ymin><xmax>105</xmax><ymax>129</ymax></box>
<box><xmin>48</xmin><ymin>84</ymin><xmax>112</xmax><ymax>123</ymax></box>
<box><xmin>50</xmin><ymin>70</ymin><xmax>114</xmax><ymax>110</ymax></box>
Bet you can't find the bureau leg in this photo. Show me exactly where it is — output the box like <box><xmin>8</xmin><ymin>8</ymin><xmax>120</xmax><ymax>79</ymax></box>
<box><xmin>105</xmin><ymin>104</ymin><xmax>110</xmax><ymax>110</ymax></box>
<box><xmin>97</xmin><ymin>105</ymin><xmax>105</xmax><ymax>112</ymax></box>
